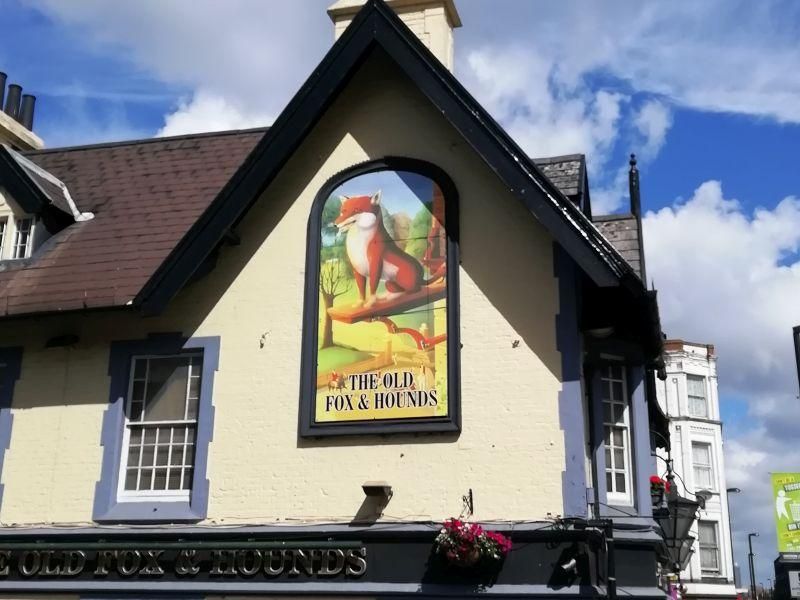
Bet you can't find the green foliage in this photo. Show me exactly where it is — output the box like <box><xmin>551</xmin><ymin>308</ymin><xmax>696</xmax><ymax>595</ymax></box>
<box><xmin>321</xmin><ymin>196</ymin><xmax>342</xmax><ymax>238</ymax></box>
<box><xmin>320</xmin><ymin>244</ymin><xmax>353</xmax><ymax>279</ymax></box>
<box><xmin>404</xmin><ymin>207</ymin><xmax>432</xmax><ymax>260</ymax></box>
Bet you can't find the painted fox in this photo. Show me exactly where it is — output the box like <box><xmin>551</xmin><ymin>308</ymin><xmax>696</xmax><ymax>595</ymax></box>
<box><xmin>334</xmin><ymin>190</ymin><xmax>444</xmax><ymax>307</ymax></box>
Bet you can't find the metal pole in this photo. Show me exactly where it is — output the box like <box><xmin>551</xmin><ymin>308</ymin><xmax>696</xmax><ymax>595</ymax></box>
<box><xmin>749</xmin><ymin>532</ymin><xmax>759</xmax><ymax>600</ymax></box>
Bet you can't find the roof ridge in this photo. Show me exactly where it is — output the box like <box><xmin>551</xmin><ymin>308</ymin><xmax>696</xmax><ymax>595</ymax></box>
<box><xmin>23</xmin><ymin>126</ymin><xmax>270</xmax><ymax>156</ymax></box>
<box><xmin>531</xmin><ymin>153</ymin><xmax>585</xmax><ymax>164</ymax></box>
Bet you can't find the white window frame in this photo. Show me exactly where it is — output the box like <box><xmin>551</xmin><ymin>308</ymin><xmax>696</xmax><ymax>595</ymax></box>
<box><xmin>698</xmin><ymin>520</ymin><xmax>721</xmax><ymax>573</ymax></box>
<box><xmin>687</xmin><ymin>374</ymin><xmax>709</xmax><ymax>418</ymax></box>
<box><xmin>602</xmin><ymin>364</ymin><xmax>634</xmax><ymax>506</ymax></box>
<box><xmin>0</xmin><ymin>217</ymin><xmax>7</xmax><ymax>259</ymax></box>
<box><xmin>692</xmin><ymin>441</ymin><xmax>715</xmax><ymax>491</ymax></box>
<box><xmin>10</xmin><ymin>216</ymin><xmax>33</xmax><ymax>259</ymax></box>
<box><xmin>116</xmin><ymin>352</ymin><xmax>203</xmax><ymax>503</ymax></box>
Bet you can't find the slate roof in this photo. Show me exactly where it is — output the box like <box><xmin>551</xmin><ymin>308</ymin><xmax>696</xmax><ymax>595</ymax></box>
<box><xmin>534</xmin><ymin>154</ymin><xmax>645</xmax><ymax>280</ymax></box>
<box><xmin>532</xmin><ymin>155</ymin><xmax>583</xmax><ymax>201</ymax></box>
<box><xmin>0</xmin><ymin>128</ymin><xmax>265</xmax><ymax>317</ymax></box>
<box><xmin>0</xmin><ymin>130</ymin><xmax>598</xmax><ymax>318</ymax></box>
<box><xmin>592</xmin><ymin>214</ymin><xmax>643</xmax><ymax>278</ymax></box>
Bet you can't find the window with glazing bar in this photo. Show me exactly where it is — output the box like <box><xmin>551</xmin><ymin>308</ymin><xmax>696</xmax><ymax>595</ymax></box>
<box><xmin>601</xmin><ymin>364</ymin><xmax>633</xmax><ymax>505</ymax></box>
<box><xmin>692</xmin><ymin>441</ymin><xmax>714</xmax><ymax>490</ymax></box>
<box><xmin>118</xmin><ymin>353</ymin><xmax>202</xmax><ymax>501</ymax></box>
<box><xmin>11</xmin><ymin>217</ymin><xmax>32</xmax><ymax>259</ymax></box>
<box><xmin>698</xmin><ymin>521</ymin><xmax>720</xmax><ymax>573</ymax></box>
<box><xmin>0</xmin><ymin>218</ymin><xmax>7</xmax><ymax>258</ymax></box>
<box><xmin>687</xmin><ymin>374</ymin><xmax>708</xmax><ymax>418</ymax></box>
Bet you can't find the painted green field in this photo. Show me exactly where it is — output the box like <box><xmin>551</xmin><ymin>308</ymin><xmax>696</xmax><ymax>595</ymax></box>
<box><xmin>317</xmin><ymin>345</ymin><xmax>373</xmax><ymax>373</ymax></box>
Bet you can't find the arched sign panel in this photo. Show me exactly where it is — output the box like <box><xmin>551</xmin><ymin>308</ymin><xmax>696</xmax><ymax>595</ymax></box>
<box><xmin>299</xmin><ymin>159</ymin><xmax>460</xmax><ymax>436</ymax></box>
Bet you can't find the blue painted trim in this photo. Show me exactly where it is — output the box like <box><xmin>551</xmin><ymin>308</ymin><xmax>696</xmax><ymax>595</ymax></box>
<box><xmin>0</xmin><ymin>347</ymin><xmax>22</xmax><ymax>510</ymax></box>
<box><xmin>553</xmin><ymin>243</ymin><xmax>587</xmax><ymax>517</ymax></box>
<box><xmin>588</xmin><ymin>366</ymin><xmax>608</xmax><ymax>513</ymax></box>
<box><xmin>628</xmin><ymin>365</ymin><xmax>652</xmax><ymax>517</ymax></box>
<box><xmin>589</xmin><ymin>355</ymin><xmax>653</xmax><ymax>517</ymax></box>
<box><xmin>92</xmin><ymin>333</ymin><xmax>219</xmax><ymax>523</ymax></box>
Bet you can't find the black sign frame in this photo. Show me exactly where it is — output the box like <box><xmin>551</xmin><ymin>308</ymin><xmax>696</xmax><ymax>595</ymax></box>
<box><xmin>298</xmin><ymin>157</ymin><xmax>462</xmax><ymax>438</ymax></box>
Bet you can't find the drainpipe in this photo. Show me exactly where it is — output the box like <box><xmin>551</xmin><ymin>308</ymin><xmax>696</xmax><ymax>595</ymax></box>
<box><xmin>606</xmin><ymin>521</ymin><xmax>617</xmax><ymax>600</ymax></box>
<box><xmin>589</xmin><ymin>519</ymin><xmax>617</xmax><ymax>600</ymax></box>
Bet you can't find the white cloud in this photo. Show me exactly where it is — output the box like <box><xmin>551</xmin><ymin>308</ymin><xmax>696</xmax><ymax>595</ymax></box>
<box><xmin>633</xmin><ymin>100</ymin><xmax>672</xmax><ymax>161</ymax></box>
<box><xmin>644</xmin><ymin>181</ymin><xmax>800</xmax><ymax>581</ymax></box>
<box><xmin>465</xmin><ymin>46</ymin><xmax>627</xmax><ymax>175</ymax></box>
<box><xmin>456</xmin><ymin>0</ymin><xmax>799</xmax><ymax>210</ymax></box>
<box><xmin>157</xmin><ymin>90</ymin><xmax>272</xmax><ymax>137</ymax></box>
<box><xmin>28</xmin><ymin>0</ymin><xmax>331</xmax><ymax>134</ymax></box>
<box><xmin>457</xmin><ymin>0</ymin><xmax>800</xmax><ymax>123</ymax></box>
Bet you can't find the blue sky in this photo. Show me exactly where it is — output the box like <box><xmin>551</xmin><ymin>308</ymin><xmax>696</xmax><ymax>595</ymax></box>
<box><xmin>2</xmin><ymin>0</ymin><xmax>800</xmax><ymax>585</ymax></box>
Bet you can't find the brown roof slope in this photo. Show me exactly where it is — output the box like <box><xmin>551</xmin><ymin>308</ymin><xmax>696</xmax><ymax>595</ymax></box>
<box><xmin>0</xmin><ymin>127</ymin><xmax>594</xmax><ymax>318</ymax></box>
<box><xmin>0</xmin><ymin>128</ymin><xmax>266</xmax><ymax>317</ymax></box>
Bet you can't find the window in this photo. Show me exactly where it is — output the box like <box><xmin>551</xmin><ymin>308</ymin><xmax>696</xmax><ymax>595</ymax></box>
<box><xmin>119</xmin><ymin>354</ymin><xmax>202</xmax><ymax>500</ymax></box>
<box><xmin>93</xmin><ymin>334</ymin><xmax>219</xmax><ymax>523</ymax></box>
<box><xmin>692</xmin><ymin>441</ymin><xmax>714</xmax><ymax>490</ymax></box>
<box><xmin>0</xmin><ymin>218</ymin><xmax>6</xmax><ymax>257</ymax></box>
<box><xmin>698</xmin><ymin>521</ymin><xmax>720</xmax><ymax>572</ymax></box>
<box><xmin>687</xmin><ymin>374</ymin><xmax>708</xmax><ymax>418</ymax></box>
<box><xmin>602</xmin><ymin>364</ymin><xmax>632</xmax><ymax>504</ymax></box>
<box><xmin>11</xmin><ymin>217</ymin><xmax>32</xmax><ymax>259</ymax></box>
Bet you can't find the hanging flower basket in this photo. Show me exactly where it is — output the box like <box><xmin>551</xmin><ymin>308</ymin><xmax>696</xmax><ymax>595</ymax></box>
<box><xmin>650</xmin><ymin>475</ymin><xmax>670</xmax><ymax>506</ymax></box>
<box><xmin>434</xmin><ymin>519</ymin><xmax>512</xmax><ymax>569</ymax></box>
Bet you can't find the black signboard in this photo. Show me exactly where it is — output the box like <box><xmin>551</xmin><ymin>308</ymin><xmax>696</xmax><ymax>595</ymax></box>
<box><xmin>0</xmin><ymin>545</ymin><xmax>366</xmax><ymax>581</ymax></box>
<box><xmin>0</xmin><ymin>525</ymin><xmax>658</xmax><ymax>596</ymax></box>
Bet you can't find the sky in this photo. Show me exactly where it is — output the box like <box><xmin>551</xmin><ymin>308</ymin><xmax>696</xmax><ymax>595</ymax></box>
<box><xmin>2</xmin><ymin>0</ymin><xmax>800</xmax><ymax>585</ymax></box>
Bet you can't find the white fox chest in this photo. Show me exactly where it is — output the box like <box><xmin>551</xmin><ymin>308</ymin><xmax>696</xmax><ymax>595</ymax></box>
<box><xmin>345</xmin><ymin>228</ymin><xmax>398</xmax><ymax>281</ymax></box>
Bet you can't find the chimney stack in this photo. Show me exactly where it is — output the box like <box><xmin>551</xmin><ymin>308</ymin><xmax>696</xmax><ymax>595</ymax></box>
<box><xmin>327</xmin><ymin>0</ymin><xmax>461</xmax><ymax>72</ymax></box>
<box><xmin>4</xmin><ymin>84</ymin><xmax>22</xmax><ymax>121</ymax></box>
<box><xmin>0</xmin><ymin>72</ymin><xmax>43</xmax><ymax>150</ymax></box>
<box><xmin>20</xmin><ymin>95</ymin><xmax>36</xmax><ymax>130</ymax></box>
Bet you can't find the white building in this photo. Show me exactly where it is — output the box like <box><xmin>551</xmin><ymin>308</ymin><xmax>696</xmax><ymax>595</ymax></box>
<box><xmin>656</xmin><ymin>340</ymin><xmax>737</xmax><ymax>600</ymax></box>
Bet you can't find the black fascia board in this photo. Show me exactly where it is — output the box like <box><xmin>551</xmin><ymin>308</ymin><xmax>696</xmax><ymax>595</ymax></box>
<box><xmin>133</xmin><ymin>1</ymin><xmax>380</xmax><ymax>315</ymax></box>
<box><xmin>134</xmin><ymin>0</ymin><xmax>637</xmax><ymax>315</ymax></box>
<box><xmin>0</xmin><ymin>146</ymin><xmax>47</xmax><ymax>215</ymax></box>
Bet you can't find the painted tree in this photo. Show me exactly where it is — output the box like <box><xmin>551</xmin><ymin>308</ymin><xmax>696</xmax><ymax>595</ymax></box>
<box><xmin>319</xmin><ymin>255</ymin><xmax>352</xmax><ymax>348</ymax></box>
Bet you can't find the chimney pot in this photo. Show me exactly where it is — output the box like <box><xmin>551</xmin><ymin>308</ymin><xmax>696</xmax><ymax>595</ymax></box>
<box><xmin>20</xmin><ymin>94</ymin><xmax>36</xmax><ymax>131</ymax></box>
<box><xmin>4</xmin><ymin>83</ymin><xmax>22</xmax><ymax>121</ymax></box>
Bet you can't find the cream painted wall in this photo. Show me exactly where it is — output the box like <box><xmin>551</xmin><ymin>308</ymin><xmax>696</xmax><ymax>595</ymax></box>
<box><xmin>0</xmin><ymin>53</ymin><xmax>566</xmax><ymax>526</ymax></box>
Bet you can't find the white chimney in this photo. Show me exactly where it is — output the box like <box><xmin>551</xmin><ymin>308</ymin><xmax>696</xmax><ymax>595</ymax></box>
<box><xmin>327</xmin><ymin>0</ymin><xmax>462</xmax><ymax>72</ymax></box>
